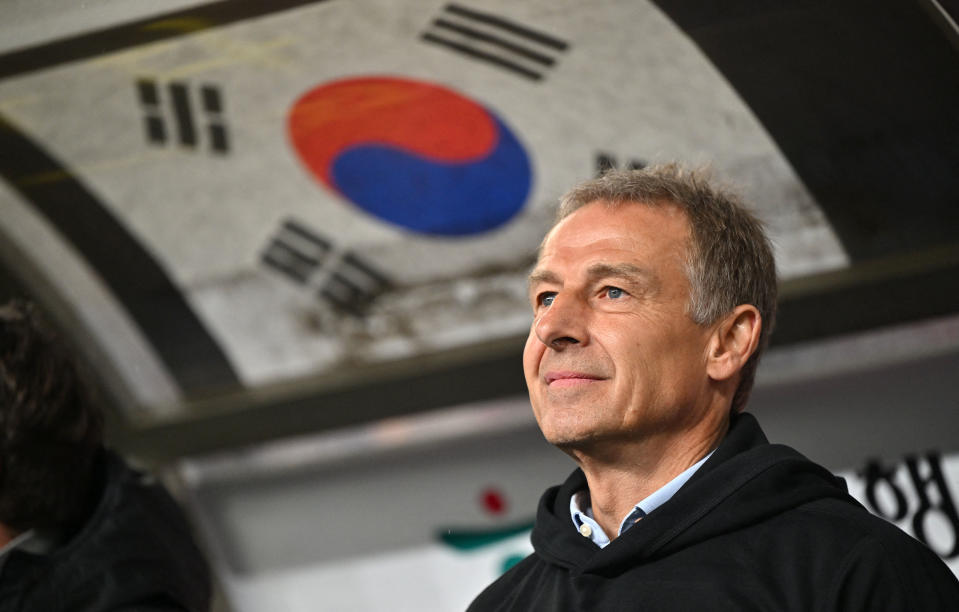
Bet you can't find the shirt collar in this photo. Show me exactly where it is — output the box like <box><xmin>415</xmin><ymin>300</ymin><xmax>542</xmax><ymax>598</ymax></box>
<box><xmin>0</xmin><ymin>529</ymin><xmax>38</xmax><ymax>560</ymax></box>
<box><xmin>570</xmin><ymin>450</ymin><xmax>714</xmax><ymax>548</ymax></box>
<box><xmin>0</xmin><ymin>528</ymin><xmax>61</xmax><ymax>577</ymax></box>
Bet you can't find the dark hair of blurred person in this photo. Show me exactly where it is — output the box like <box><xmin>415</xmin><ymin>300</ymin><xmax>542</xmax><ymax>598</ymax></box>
<box><xmin>0</xmin><ymin>299</ymin><xmax>103</xmax><ymax>537</ymax></box>
<box><xmin>0</xmin><ymin>299</ymin><xmax>211</xmax><ymax>612</ymax></box>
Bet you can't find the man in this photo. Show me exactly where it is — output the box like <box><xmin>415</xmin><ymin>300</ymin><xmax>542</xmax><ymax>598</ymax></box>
<box><xmin>469</xmin><ymin>165</ymin><xmax>959</xmax><ymax>610</ymax></box>
<box><xmin>0</xmin><ymin>300</ymin><xmax>211</xmax><ymax>611</ymax></box>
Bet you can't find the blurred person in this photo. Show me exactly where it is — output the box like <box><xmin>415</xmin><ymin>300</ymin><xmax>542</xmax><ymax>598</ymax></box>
<box><xmin>0</xmin><ymin>300</ymin><xmax>210</xmax><ymax>611</ymax></box>
<box><xmin>469</xmin><ymin>165</ymin><xmax>959</xmax><ymax>610</ymax></box>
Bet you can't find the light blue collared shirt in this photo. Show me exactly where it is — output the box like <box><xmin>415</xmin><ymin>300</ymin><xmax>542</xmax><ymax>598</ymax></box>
<box><xmin>570</xmin><ymin>451</ymin><xmax>714</xmax><ymax>548</ymax></box>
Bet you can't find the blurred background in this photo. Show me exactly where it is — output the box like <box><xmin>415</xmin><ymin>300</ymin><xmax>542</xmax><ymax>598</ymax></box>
<box><xmin>1</xmin><ymin>0</ymin><xmax>957</xmax><ymax>609</ymax></box>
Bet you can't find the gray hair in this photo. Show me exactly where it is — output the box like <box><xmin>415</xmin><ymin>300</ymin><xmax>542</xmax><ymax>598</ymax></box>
<box><xmin>556</xmin><ymin>163</ymin><xmax>777</xmax><ymax>412</ymax></box>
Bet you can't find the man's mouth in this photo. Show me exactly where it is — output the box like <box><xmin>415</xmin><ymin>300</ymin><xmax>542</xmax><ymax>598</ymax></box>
<box><xmin>544</xmin><ymin>371</ymin><xmax>604</xmax><ymax>387</ymax></box>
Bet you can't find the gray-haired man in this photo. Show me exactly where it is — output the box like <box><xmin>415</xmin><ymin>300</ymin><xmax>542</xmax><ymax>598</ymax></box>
<box><xmin>469</xmin><ymin>165</ymin><xmax>959</xmax><ymax>610</ymax></box>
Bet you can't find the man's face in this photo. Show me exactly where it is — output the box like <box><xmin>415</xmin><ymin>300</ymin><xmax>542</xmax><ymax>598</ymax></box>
<box><xmin>523</xmin><ymin>200</ymin><xmax>714</xmax><ymax>451</ymax></box>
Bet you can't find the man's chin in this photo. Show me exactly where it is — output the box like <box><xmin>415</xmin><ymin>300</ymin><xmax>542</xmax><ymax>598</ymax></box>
<box><xmin>542</xmin><ymin>430</ymin><xmax>605</xmax><ymax>454</ymax></box>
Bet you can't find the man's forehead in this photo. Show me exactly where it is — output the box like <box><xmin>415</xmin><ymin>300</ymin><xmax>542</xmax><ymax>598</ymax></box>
<box><xmin>536</xmin><ymin>216</ymin><xmax>637</xmax><ymax>259</ymax></box>
<box><xmin>546</xmin><ymin>199</ymin><xmax>688</xmax><ymax>242</ymax></box>
<box><xmin>530</xmin><ymin>201</ymin><xmax>689</xmax><ymax>284</ymax></box>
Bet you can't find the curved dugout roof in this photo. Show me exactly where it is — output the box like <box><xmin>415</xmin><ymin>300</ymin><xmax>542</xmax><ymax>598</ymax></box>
<box><xmin>0</xmin><ymin>0</ymin><xmax>956</xmax><ymax>458</ymax></box>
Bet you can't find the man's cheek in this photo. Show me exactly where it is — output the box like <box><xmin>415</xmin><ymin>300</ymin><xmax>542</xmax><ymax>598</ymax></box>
<box><xmin>522</xmin><ymin>336</ymin><xmax>543</xmax><ymax>377</ymax></box>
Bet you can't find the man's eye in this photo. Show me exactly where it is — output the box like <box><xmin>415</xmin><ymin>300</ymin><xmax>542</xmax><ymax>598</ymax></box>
<box><xmin>539</xmin><ymin>293</ymin><xmax>557</xmax><ymax>307</ymax></box>
<box><xmin>606</xmin><ymin>287</ymin><xmax>626</xmax><ymax>299</ymax></box>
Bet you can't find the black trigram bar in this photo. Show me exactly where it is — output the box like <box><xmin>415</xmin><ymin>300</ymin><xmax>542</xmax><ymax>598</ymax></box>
<box><xmin>136</xmin><ymin>79</ymin><xmax>166</xmax><ymax>144</ymax></box>
<box><xmin>168</xmin><ymin>81</ymin><xmax>197</xmax><ymax>147</ymax></box>
<box><xmin>201</xmin><ymin>85</ymin><xmax>229</xmax><ymax>154</ymax></box>
<box><xmin>421</xmin><ymin>3</ymin><xmax>570</xmax><ymax>81</ymax></box>
<box><xmin>261</xmin><ymin>219</ymin><xmax>332</xmax><ymax>285</ymax></box>
<box><xmin>319</xmin><ymin>252</ymin><xmax>392</xmax><ymax>317</ymax></box>
<box><xmin>596</xmin><ymin>152</ymin><xmax>646</xmax><ymax>177</ymax></box>
<box><xmin>135</xmin><ymin>78</ymin><xmax>230</xmax><ymax>153</ymax></box>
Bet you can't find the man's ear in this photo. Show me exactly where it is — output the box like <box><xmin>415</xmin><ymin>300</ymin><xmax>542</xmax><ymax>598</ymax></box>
<box><xmin>706</xmin><ymin>304</ymin><xmax>762</xmax><ymax>382</ymax></box>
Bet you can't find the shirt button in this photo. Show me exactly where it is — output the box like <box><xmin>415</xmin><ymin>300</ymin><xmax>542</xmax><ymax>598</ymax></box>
<box><xmin>579</xmin><ymin>524</ymin><xmax>592</xmax><ymax>538</ymax></box>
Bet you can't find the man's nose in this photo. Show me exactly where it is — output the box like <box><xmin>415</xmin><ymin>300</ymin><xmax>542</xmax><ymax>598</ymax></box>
<box><xmin>534</xmin><ymin>294</ymin><xmax>587</xmax><ymax>349</ymax></box>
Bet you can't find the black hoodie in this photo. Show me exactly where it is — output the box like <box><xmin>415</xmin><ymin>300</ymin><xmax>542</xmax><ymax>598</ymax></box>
<box><xmin>0</xmin><ymin>450</ymin><xmax>211</xmax><ymax>612</ymax></box>
<box><xmin>469</xmin><ymin>413</ymin><xmax>959</xmax><ymax>611</ymax></box>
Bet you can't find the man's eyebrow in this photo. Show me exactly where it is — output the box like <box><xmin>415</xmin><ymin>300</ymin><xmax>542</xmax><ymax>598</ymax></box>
<box><xmin>585</xmin><ymin>263</ymin><xmax>659</xmax><ymax>287</ymax></box>
<box><xmin>528</xmin><ymin>269</ymin><xmax>560</xmax><ymax>288</ymax></box>
<box><xmin>528</xmin><ymin>264</ymin><xmax>659</xmax><ymax>289</ymax></box>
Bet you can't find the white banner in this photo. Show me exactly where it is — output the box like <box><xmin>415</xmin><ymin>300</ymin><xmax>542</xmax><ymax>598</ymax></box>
<box><xmin>0</xmin><ymin>0</ymin><xmax>846</xmax><ymax>411</ymax></box>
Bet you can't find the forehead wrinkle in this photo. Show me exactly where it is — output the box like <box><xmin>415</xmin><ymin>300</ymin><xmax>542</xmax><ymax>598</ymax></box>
<box><xmin>586</xmin><ymin>262</ymin><xmax>649</xmax><ymax>280</ymax></box>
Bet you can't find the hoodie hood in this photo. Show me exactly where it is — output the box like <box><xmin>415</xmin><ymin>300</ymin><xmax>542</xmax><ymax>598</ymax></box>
<box><xmin>531</xmin><ymin>412</ymin><xmax>856</xmax><ymax>576</ymax></box>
